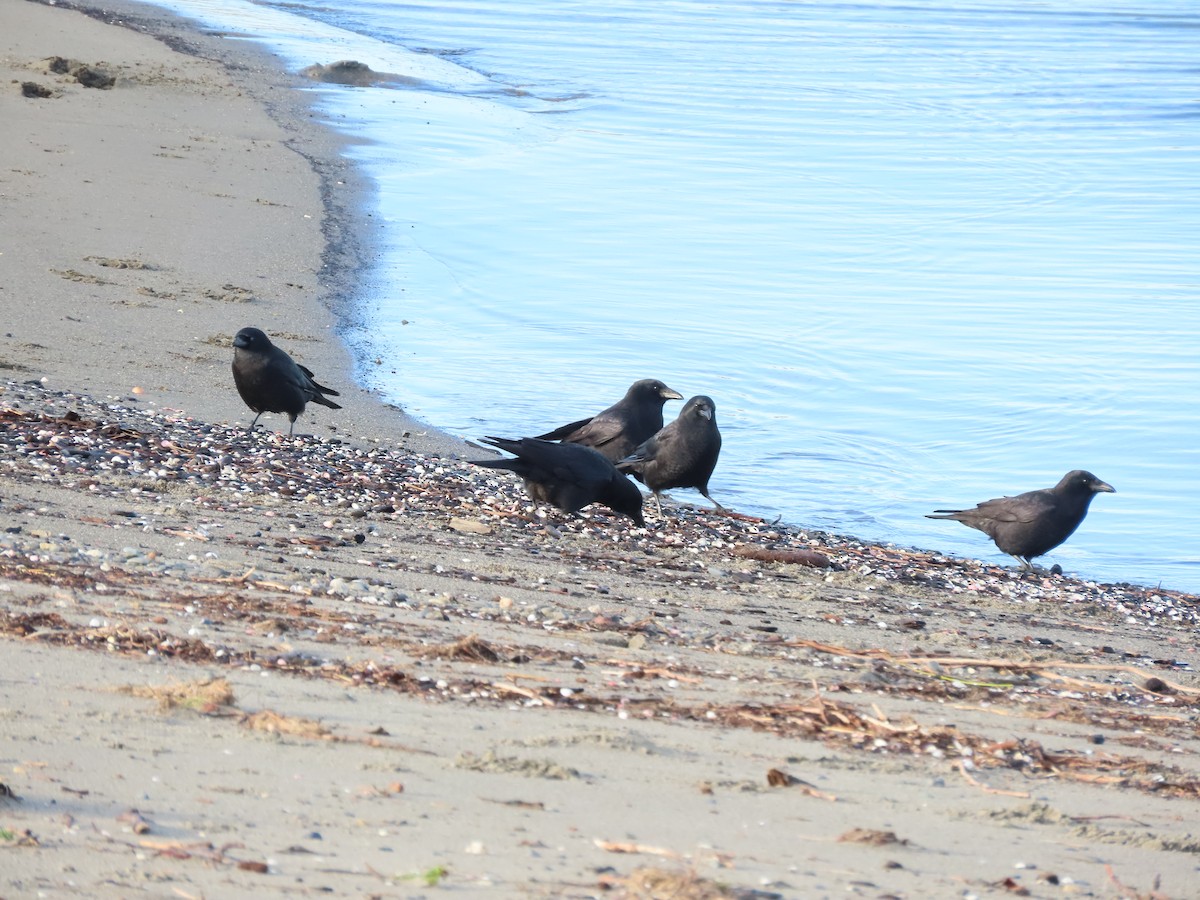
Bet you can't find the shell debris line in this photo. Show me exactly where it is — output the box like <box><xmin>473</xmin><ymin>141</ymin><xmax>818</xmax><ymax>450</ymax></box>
<box><xmin>1</xmin><ymin>378</ymin><xmax>1199</xmax><ymax>801</ymax></box>
<box><xmin>1</xmin><ymin>381</ymin><xmax>1194</xmax><ymax>616</ymax></box>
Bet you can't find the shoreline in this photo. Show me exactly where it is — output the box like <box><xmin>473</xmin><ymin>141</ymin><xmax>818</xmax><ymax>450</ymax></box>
<box><xmin>56</xmin><ymin>0</ymin><xmax>1150</xmax><ymax>595</ymax></box>
<box><xmin>3</xmin><ymin>0</ymin><xmax>471</xmax><ymax>459</ymax></box>
<box><xmin>2</xmin><ymin>3</ymin><xmax>1199</xmax><ymax>897</ymax></box>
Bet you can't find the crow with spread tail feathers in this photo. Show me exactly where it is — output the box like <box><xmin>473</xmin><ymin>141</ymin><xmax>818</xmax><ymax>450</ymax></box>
<box><xmin>926</xmin><ymin>469</ymin><xmax>1114</xmax><ymax>570</ymax></box>
<box><xmin>534</xmin><ymin>379</ymin><xmax>683</xmax><ymax>463</ymax></box>
<box><xmin>231</xmin><ymin>327</ymin><xmax>342</xmax><ymax>436</ymax></box>
<box><xmin>618</xmin><ymin>395</ymin><xmax>723</xmax><ymax>515</ymax></box>
<box><xmin>473</xmin><ymin>436</ymin><xmax>645</xmax><ymax>527</ymax></box>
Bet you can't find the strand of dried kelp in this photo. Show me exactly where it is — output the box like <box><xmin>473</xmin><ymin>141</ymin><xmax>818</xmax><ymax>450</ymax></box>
<box><xmin>782</xmin><ymin>638</ymin><xmax>1199</xmax><ymax>695</ymax></box>
<box><xmin>697</xmin><ymin>687</ymin><xmax>1200</xmax><ymax>800</ymax></box>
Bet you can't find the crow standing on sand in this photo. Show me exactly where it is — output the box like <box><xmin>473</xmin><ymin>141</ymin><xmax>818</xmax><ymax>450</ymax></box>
<box><xmin>231</xmin><ymin>326</ymin><xmax>342</xmax><ymax>436</ymax></box>
<box><xmin>617</xmin><ymin>395</ymin><xmax>723</xmax><ymax>515</ymax></box>
<box><xmin>926</xmin><ymin>469</ymin><xmax>1115</xmax><ymax>571</ymax></box>
<box><xmin>534</xmin><ymin>379</ymin><xmax>683</xmax><ymax>462</ymax></box>
<box><xmin>473</xmin><ymin>436</ymin><xmax>646</xmax><ymax>527</ymax></box>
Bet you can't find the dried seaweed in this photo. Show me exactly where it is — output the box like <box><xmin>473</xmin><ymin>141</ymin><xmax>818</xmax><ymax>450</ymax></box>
<box><xmin>121</xmin><ymin>677</ymin><xmax>235</xmax><ymax>712</ymax></box>
<box><xmin>700</xmin><ymin>687</ymin><xmax>1200</xmax><ymax>799</ymax></box>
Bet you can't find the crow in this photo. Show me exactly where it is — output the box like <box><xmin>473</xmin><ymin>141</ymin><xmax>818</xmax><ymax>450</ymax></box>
<box><xmin>534</xmin><ymin>379</ymin><xmax>683</xmax><ymax>462</ymax></box>
<box><xmin>927</xmin><ymin>469</ymin><xmax>1115</xmax><ymax>570</ymax></box>
<box><xmin>231</xmin><ymin>327</ymin><xmax>341</xmax><ymax>436</ymax></box>
<box><xmin>473</xmin><ymin>436</ymin><xmax>645</xmax><ymax>527</ymax></box>
<box><xmin>617</xmin><ymin>395</ymin><xmax>723</xmax><ymax>515</ymax></box>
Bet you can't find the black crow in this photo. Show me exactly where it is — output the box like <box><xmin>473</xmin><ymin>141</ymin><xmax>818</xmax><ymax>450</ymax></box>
<box><xmin>617</xmin><ymin>395</ymin><xmax>723</xmax><ymax>515</ymax></box>
<box><xmin>473</xmin><ymin>436</ymin><xmax>645</xmax><ymax>527</ymax></box>
<box><xmin>231</xmin><ymin>327</ymin><xmax>342</xmax><ymax>436</ymax></box>
<box><xmin>534</xmin><ymin>379</ymin><xmax>683</xmax><ymax>462</ymax></box>
<box><xmin>927</xmin><ymin>469</ymin><xmax>1115</xmax><ymax>570</ymax></box>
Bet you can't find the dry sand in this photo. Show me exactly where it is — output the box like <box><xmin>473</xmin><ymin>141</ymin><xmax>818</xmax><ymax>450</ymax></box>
<box><xmin>0</xmin><ymin>0</ymin><xmax>465</xmax><ymax>458</ymax></box>
<box><xmin>1</xmin><ymin>2</ymin><xmax>1199</xmax><ymax>898</ymax></box>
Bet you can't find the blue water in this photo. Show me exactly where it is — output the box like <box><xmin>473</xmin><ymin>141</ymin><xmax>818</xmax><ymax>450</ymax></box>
<box><xmin>154</xmin><ymin>0</ymin><xmax>1200</xmax><ymax>592</ymax></box>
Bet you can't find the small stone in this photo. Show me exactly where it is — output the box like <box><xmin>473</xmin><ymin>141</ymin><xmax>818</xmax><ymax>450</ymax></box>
<box><xmin>21</xmin><ymin>81</ymin><xmax>55</xmax><ymax>99</ymax></box>
<box><xmin>449</xmin><ymin>517</ymin><xmax>491</xmax><ymax>535</ymax></box>
<box><xmin>1143</xmin><ymin>677</ymin><xmax>1171</xmax><ymax>694</ymax></box>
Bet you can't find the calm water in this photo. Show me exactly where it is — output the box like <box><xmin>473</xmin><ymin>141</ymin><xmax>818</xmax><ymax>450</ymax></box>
<box><xmin>155</xmin><ymin>0</ymin><xmax>1200</xmax><ymax>591</ymax></box>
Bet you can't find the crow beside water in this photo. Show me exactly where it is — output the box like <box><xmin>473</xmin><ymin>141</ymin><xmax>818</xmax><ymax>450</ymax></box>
<box><xmin>534</xmin><ymin>379</ymin><xmax>683</xmax><ymax>463</ymax></box>
<box><xmin>231</xmin><ymin>327</ymin><xmax>342</xmax><ymax>436</ymax></box>
<box><xmin>226</xmin><ymin>335</ymin><xmax>1125</xmax><ymax>577</ymax></box>
<box><xmin>472</xmin><ymin>436</ymin><xmax>645</xmax><ymax>527</ymax></box>
<box><xmin>926</xmin><ymin>469</ymin><xmax>1115</xmax><ymax>570</ymax></box>
<box><xmin>618</xmin><ymin>395</ymin><xmax>723</xmax><ymax>515</ymax></box>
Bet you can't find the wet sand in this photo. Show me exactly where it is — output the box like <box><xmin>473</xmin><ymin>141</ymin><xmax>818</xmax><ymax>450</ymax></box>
<box><xmin>1</xmin><ymin>2</ymin><xmax>1198</xmax><ymax>898</ymax></box>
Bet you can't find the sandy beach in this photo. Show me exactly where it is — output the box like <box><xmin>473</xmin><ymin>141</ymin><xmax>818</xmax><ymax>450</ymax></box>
<box><xmin>2</xmin><ymin>2</ymin><xmax>1199</xmax><ymax>897</ymax></box>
